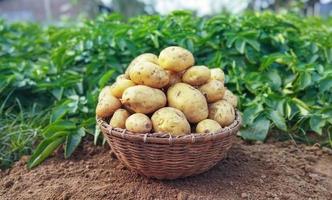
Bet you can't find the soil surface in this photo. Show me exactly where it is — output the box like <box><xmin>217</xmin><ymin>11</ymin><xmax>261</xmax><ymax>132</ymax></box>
<box><xmin>1</xmin><ymin>138</ymin><xmax>332</xmax><ymax>200</ymax></box>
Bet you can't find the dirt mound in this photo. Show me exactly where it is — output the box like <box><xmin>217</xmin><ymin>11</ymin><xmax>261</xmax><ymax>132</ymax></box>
<box><xmin>1</xmin><ymin>138</ymin><xmax>331</xmax><ymax>200</ymax></box>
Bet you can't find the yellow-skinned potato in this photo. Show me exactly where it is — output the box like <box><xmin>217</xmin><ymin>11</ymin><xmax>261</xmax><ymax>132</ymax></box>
<box><xmin>209</xmin><ymin>68</ymin><xmax>225</xmax><ymax>83</ymax></box>
<box><xmin>167</xmin><ymin>83</ymin><xmax>208</xmax><ymax>123</ymax></box>
<box><xmin>208</xmin><ymin>100</ymin><xmax>235</xmax><ymax>127</ymax></box>
<box><xmin>98</xmin><ymin>86</ymin><xmax>112</xmax><ymax>101</ymax></box>
<box><xmin>109</xmin><ymin>109</ymin><xmax>130</xmax><ymax>129</ymax></box>
<box><xmin>223</xmin><ymin>89</ymin><xmax>238</xmax><ymax>108</ymax></box>
<box><xmin>158</xmin><ymin>46</ymin><xmax>194</xmax><ymax>72</ymax></box>
<box><xmin>199</xmin><ymin>80</ymin><xmax>226</xmax><ymax>103</ymax></box>
<box><xmin>110</xmin><ymin>79</ymin><xmax>135</xmax><ymax>98</ymax></box>
<box><xmin>122</xmin><ymin>85</ymin><xmax>166</xmax><ymax>114</ymax></box>
<box><xmin>182</xmin><ymin>65</ymin><xmax>211</xmax><ymax>86</ymax></box>
<box><xmin>129</xmin><ymin>61</ymin><xmax>169</xmax><ymax>88</ymax></box>
<box><xmin>96</xmin><ymin>94</ymin><xmax>121</xmax><ymax>118</ymax></box>
<box><xmin>116</xmin><ymin>74</ymin><xmax>129</xmax><ymax>81</ymax></box>
<box><xmin>151</xmin><ymin>107</ymin><xmax>190</xmax><ymax>136</ymax></box>
<box><xmin>196</xmin><ymin>119</ymin><xmax>222</xmax><ymax>134</ymax></box>
<box><xmin>125</xmin><ymin>53</ymin><xmax>158</xmax><ymax>77</ymax></box>
<box><xmin>125</xmin><ymin>113</ymin><xmax>152</xmax><ymax>133</ymax></box>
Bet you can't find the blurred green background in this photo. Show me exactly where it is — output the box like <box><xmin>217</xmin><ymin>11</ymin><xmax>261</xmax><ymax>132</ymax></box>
<box><xmin>0</xmin><ymin>0</ymin><xmax>331</xmax><ymax>23</ymax></box>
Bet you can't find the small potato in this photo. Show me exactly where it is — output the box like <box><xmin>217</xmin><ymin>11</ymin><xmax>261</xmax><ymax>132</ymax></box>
<box><xmin>182</xmin><ymin>66</ymin><xmax>211</xmax><ymax>86</ymax></box>
<box><xmin>116</xmin><ymin>74</ymin><xmax>129</xmax><ymax>81</ymax></box>
<box><xmin>151</xmin><ymin>107</ymin><xmax>191</xmax><ymax>136</ymax></box>
<box><xmin>158</xmin><ymin>46</ymin><xmax>194</xmax><ymax>72</ymax></box>
<box><xmin>129</xmin><ymin>61</ymin><xmax>169</xmax><ymax>88</ymax></box>
<box><xmin>196</xmin><ymin>119</ymin><xmax>222</xmax><ymax>134</ymax></box>
<box><xmin>209</xmin><ymin>68</ymin><xmax>225</xmax><ymax>83</ymax></box>
<box><xmin>208</xmin><ymin>100</ymin><xmax>235</xmax><ymax>127</ymax></box>
<box><xmin>199</xmin><ymin>80</ymin><xmax>226</xmax><ymax>103</ymax></box>
<box><xmin>125</xmin><ymin>113</ymin><xmax>152</xmax><ymax>133</ymax></box>
<box><xmin>110</xmin><ymin>79</ymin><xmax>135</xmax><ymax>98</ymax></box>
<box><xmin>223</xmin><ymin>89</ymin><xmax>238</xmax><ymax>108</ymax></box>
<box><xmin>98</xmin><ymin>86</ymin><xmax>112</xmax><ymax>101</ymax></box>
<box><xmin>109</xmin><ymin>109</ymin><xmax>130</xmax><ymax>129</ymax></box>
<box><xmin>125</xmin><ymin>53</ymin><xmax>158</xmax><ymax>77</ymax></box>
<box><xmin>122</xmin><ymin>85</ymin><xmax>166</xmax><ymax>114</ymax></box>
<box><xmin>167</xmin><ymin>83</ymin><xmax>208</xmax><ymax>123</ymax></box>
<box><xmin>96</xmin><ymin>94</ymin><xmax>121</xmax><ymax>118</ymax></box>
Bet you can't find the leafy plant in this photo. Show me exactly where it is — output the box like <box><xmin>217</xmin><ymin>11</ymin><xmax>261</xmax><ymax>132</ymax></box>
<box><xmin>0</xmin><ymin>11</ymin><xmax>331</xmax><ymax>169</ymax></box>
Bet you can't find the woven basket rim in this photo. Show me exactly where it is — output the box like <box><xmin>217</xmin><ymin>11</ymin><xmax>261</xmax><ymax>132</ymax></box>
<box><xmin>97</xmin><ymin>110</ymin><xmax>241</xmax><ymax>144</ymax></box>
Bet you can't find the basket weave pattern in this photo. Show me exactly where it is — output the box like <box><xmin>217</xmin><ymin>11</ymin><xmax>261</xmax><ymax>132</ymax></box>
<box><xmin>97</xmin><ymin>111</ymin><xmax>241</xmax><ymax>180</ymax></box>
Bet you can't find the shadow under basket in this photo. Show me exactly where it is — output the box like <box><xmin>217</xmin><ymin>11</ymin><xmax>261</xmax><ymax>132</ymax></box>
<box><xmin>97</xmin><ymin>111</ymin><xmax>242</xmax><ymax>180</ymax></box>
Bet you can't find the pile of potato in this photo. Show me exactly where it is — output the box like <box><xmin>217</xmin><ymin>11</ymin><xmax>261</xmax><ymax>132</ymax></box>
<box><xmin>96</xmin><ymin>46</ymin><xmax>238</xmax><ymax>136</ymax></box>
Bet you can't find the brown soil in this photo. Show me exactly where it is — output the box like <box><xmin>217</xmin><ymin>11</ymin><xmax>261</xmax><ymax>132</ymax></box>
<box><xmin>1</xmin><ymin>138</ymin><xmax>331</xmax><ymax>200</ymax></box>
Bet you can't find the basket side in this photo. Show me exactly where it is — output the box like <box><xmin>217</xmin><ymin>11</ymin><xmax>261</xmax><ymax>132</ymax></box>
<box><xmin>102</xmin><ymin>126</ymin><xmax>236</xmax><ymax>179</ymax></box>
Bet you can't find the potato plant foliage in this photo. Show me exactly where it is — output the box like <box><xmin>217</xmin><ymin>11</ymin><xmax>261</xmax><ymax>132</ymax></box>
<box><xmin>0</xmin><ymin>11</ymin><xmax>331</xmax><ymax>168</ymax></box>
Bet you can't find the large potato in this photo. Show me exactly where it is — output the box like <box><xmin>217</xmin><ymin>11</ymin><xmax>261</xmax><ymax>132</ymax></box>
<box><xmin>223</xmin><ymin>89</ymin><xmax>238</xmax><ymax>108</ymax></box>
<box><xmin>125</xmin><ymin>113</ymin><xmax>152</xmax><ymax>133</ymax></box>
<box><xmin>182</xmin><ymin>66</ymin><xmax>211</xmax><ymax>86</ymax></box>
<box><xmin>125</xmin><ymin>53</ymin><xmax>158</xmax><ymax>77</ymax></box>
<box><xmin>167</xmin><ymin>83</ymin><xmax>208</xmax><ymax>123</ymax></box>
<box><xmin>196</xmin><ymin>119</ymin><xmax>222</xmax><ymax>134</ymax></box>
<box><xmin>122</xmin><ymin>85</ymin><xmax>166</xmax><ymax>114</ymax></box>
<box><xmin>98</xmin><ymin>86</ymin><xmax>112</xmax><ymax>101</ymax></box>
<box><xmin>129</xmin><ymin>61</ymin><xmax>169</xmax><ymax>88</ymax></box>
<box><xmin>208</xmin><ymin>100</ymin><xmax>235</xmax><ymax>127</ymax></box>
<box><xmin>109</xmin><ymin>109</ymin><xmax>130</xmax><ymax>129</ymax></box>
<box><xmin>110</xmin><ymin>79</ymin><xmax>135</xmax><ymax>98</ymax></box>
<box><xmin>151</xmin><ymin>107</ymin><xmax>190</xmax><ymax>136</ymax></box>
<box><xmin>158</xmin><ymin>46</ymin><xmax>194</xmax><ymax>72</ymax></box>
<box><xmin>96</xmin><ymin>94</ymin><xmax>121</xmax><ymax>118</ymax></box>
<box><xmin>209</xmin><ymin>68</ymin><xmax>225</xmax><ymax>83</ymax></box>
<box><xmin>199</xmin><ymin>80</ymin><xmax>226</xmax><ymax>103</ymax></box>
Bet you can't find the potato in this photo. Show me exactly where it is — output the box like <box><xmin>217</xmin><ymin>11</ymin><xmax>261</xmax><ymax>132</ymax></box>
<box><xmin>110</xmin><ymin>79</ymin><xmax>135</xmax><ymax>98</ymax></box>
<box><xmin>165</xmin><ymin>70</ymin><xmax>182</xmax><ymax>88</ymax></box>
<box><xmin>158</xmin><ymin>46</ymin><xmax>194</xmax><ymax>72</ymax></box>
<box><xmin>129</xmin><ymin>61</ymin><xmax>169</xmax><ymax>88</ymax></box>
<box><xmin>98</xmin><ymin>86</ymin><xmax>112</xmax><ymax>101</ymax></box>
<box><xmin>167</xmin><ymin>83</ymin><xmax>208</xmax><ymax>123</ymax></box>
<box><xmin>116</xmin><ymin>74</ymin><xmax>129</xmax><ymax>81</ymax></box>
<box><xmin>182</xmin><ymin>65</ymin><xmax>211</xmax><ymax>86</ymax></box>
<box><xmin>96</xmin><ymin>94</ymin><xmax>121</xmax><ymax>118</ymax></box>
<box><xmin>209</xmin><ymin>68</ymin><xmax>225</xmax><ymax>83</ymax></box>
<box><xmin>125</xmin><ymin>113</ymin><xmax>152</xmax><ymax>133</ymax></box>
<box><xmin>196</xmin><ymin>119</ymin><xmax>222</xmax><ymax>134</ymax></box>
<box><xmin>151</xmin><ymin>107</ymin><xmax>190</xmax><ymax>136</ymax></box>
<box><xmin>125</xmin><ymin>53</ymin><xmax>158</xmax><ymax>77</ymax></box>
<box><xmin>109</xmin><ymin>109</ymin><xmax>130</xmax><ymax>129</ymax></box>
<box><xmin>208</xmin><ymin>100</ymin><xmax>235</xmax><ymax>127</ymax></box>
<box><xmin>199</xmin><ymin>80</ymin><xmax>226</xmax><ymax>103</ymax></box>
<box><xmin>223</xmin><ymin>89</ymin><xmax>238</xmax><ymax>108</ymax></box>
<box><xmin>122</xmin><ymin>85</ymin><xmax>166</xmax><ymax>114</ymax></box>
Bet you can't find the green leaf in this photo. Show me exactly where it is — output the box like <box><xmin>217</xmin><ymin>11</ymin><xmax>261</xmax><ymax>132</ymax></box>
<box><xmin>64</xmin><ymin>128</ymin><xmax>85</xmax><ymax>158</ymax></box>
<box><xmin>50</xmin><ymin>103</ymin><xmax>69</xmax><ymax>123</ymax></box>
<box><xmin>98</xmin><ymin>70</ymin><xmax>115</xmax><ymax>87</ymax></box>
<box><xmin>43</xmin><ymin>120</ymin><xmax>76</xmax><ymax>137</ymax></box>
<box><xmin>267</xmin><ymin>110</ymin><xmax>287</xmax><ymax>131</ymax></box>
<box><xmin>28</xmin><ymin>132</ymin><xmax>67</xmax><ymax>169</ymax></box>
<box><xmin>292</xmin><ymin>98</ymin><xmax>310</xmax><ymax>116</ymax></box>
<box><xmin>239</xmin><ymin>117</ymin><xmax>270</xmax><ymax>141</ymax></box>
<box><xmin>319</xmin><ymin>77</ymin><xmax>332</xmax><ymax>92</ymax></box>
<box><xmin>235</xmin><ymin>39</ymin><xmax>246</xmax><ymax>54</ymax></box>
<box><xmin>309</xmin><ymin>115</ymin><xmax>326</xmax><ymax>135</ymax></box>
<box><xmin>243</xmin><ymin>104</ymin><xmax>264</xmax><ymax>125</ymax></box>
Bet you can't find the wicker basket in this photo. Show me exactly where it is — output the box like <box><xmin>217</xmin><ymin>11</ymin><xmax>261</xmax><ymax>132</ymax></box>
<box><xmin>97</xmin><ymin>111</ymin><xmax>241</xmax><ymax>180</ymax></box>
